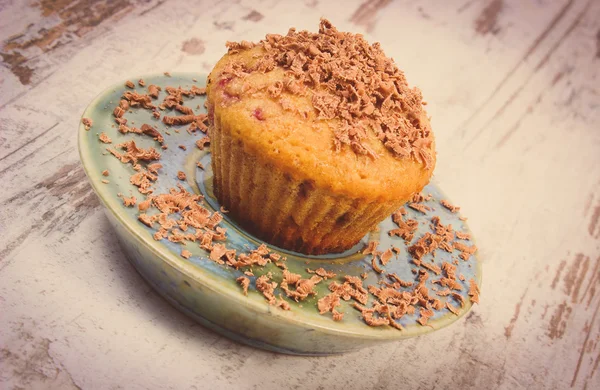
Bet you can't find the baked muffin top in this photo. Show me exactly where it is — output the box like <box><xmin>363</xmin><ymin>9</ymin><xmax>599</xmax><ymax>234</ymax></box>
<box><xmin>207</xmin><ymin>19</ymin><xmax>436</xmax><ymax>202</ymax></box>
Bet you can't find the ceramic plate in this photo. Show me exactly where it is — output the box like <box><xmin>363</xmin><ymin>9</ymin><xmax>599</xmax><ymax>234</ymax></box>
<box><xmin>78</xmin><ymin>73</ymin><xmax>482</xmax><ymax>355</ymax></box>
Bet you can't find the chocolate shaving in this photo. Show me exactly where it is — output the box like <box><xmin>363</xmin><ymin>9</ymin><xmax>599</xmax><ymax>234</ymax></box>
<box><xmin>147</xmin><ymin>163</ymin><xmax>162</xmax><ymax>174</ymax></box>
<box><xmin>408</xmin><ymin>202</ymin><xmax>430</xmax><ymax>214</ymax></box>
<box><xmin>434</xmin><ymin>262</ymin><xmax>463</xmax><ymax>291</ymax></box>
<box><xmin>451</xmin><ymin>292</ymin><xmax>465</xmax><ymax>308</ymax></box>
<box><xmin>113</xmin><ymin>106</ymin><xmax>125</xmax><ymax>119</ymax></box>
<box><xmin>446</xmin><ymin>302</ymin><xmax>460</xmax><ymax>316</ymax></box>
<box><xmin>140</xmin><ymin>124</ymin><xmax>164</xmax><ymax>144</ymax></box>
<box><xmin>441</xmin><ymin>199</ymin><xmax>460</xmax><ymax>213</ymax></box>
<box><xmin>387</xmin><ymin>273</ymin><xmax>413</xmax><ymax>287</ymax></box>
<box><xmin>82</xmin><ymin>117</ymin><xmax>93</xmax><ymax>130</ymax></box>
<box><xmin>163</xmin><ymin>115</ymin><xmax>199</xmax><ymax>126</ymax></box>
<box><xmin>317</xmin><ymin>292</ymin><xmax>341</xmax><ymax>317</ymax></box>
<box><xmin>455</xmin><ymin>231</ymin><xmax>471</xmax><ymax>240</ymax></box>
<box><xmin>468</xmin><ymin>279</ymin><xmax>480</xmax><ymax>304</ymax></box>
<box><xmin>281</xmin><ymin>274</ymin><xmax>322</xmax><ymax>302</ymax></box>
<box><xmin>389</xmin><ymin>211</ymin><xmax>418</xmax><ymax>242</ymax></box>
<box><xmin>195</xmin><ymin>136</ymin><xmax>210</xmax><ymax>150</ymax></box>
<box><xmin>108</xmin><ymin>141</ymin><xmax>160</xmax><ymax>165</ymax></box>
<box><xmin>148</xmin><ymin>84</ymin><xmax>160</xmax><ymax>98</ymax></box>
<box><xmin>306</xmin><ymin>267</ymin><xmax>336</xmax><ymax>279</ymax></box>
<box><xmin>417</xmin><ymin>308</ymin><xmax>434</xmax><ymax>326</ymax></box>
<box><xmin>435</xmin><ymin>288</ymin><xmax>451</xmax><ymax>297</ymax></box>
<box><xmin>191</xmin><ymin>85</ymin><xmax>206</xmax><ymax>95</ymax></box>
<box><xmin>98</xmin><ymin>133</ymin><xmax>112</xmax><ymax>144</ymax></box>
<box><xmin>277</xmin><ymin>295</ymin><xmax>291</xmax><ymax>310</ymax></box>
<box><xmin>380</xmin><ymin>248</ymin><xmax>393</xmax><ymax>265</ymax></box>
<box><xmin>420</xmin><ymin>261</ymin><xmax>441</xmax><ymax>275</ymax></box>
<box><xmin>454</xmin><ymin>241</ymin><xmax>477</xmax><ymax>260</ymax></box>
<box><xmin>256</xmin><ymin>275</ymin><xmax>278</xmax><ymax>305</ymax></box>
<box><xmin>362</xmin><ymin>240</ymin><xmax>380</xmax><ymax>256</ymax></box>
<box><xmin>138</xmin><ymin>213</ymin><xmax>155</xmax><ymax>227</ymax></box>
<box><xmin>120</xmin><ymin>194</ymin><xmax>136</xmax><ymax>207</ymax></box>
<box><xmin>371</xmin><ymin>256</ymin><xmax>384</xmax><ymax>273</ymax></box>
<box><xmin>122</xmin><ymin>91</ymin><xmax>155</xmax><ymax>110</ymax></box>
<box><xmin>175</xmin><ymin>105</ymin><xmax>194</xmax><ymax>115</ymax></box>
<box><xmin>237</xmin><ymin>276</ymin><xmax>250</xmax><ymax>296</ymax></box>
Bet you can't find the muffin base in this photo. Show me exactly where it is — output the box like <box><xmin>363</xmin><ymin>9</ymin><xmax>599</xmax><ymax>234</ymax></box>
<box><xmin>211</xmin><ymin>120</ymin><xmax>401</xmax><ymax>255</ymax></box>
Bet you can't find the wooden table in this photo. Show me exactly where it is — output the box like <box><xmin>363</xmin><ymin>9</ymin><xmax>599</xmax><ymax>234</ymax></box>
<box><xmin>1</xmin><ymin>0</ymin><xmax>599</xmax><ymax>388</ymax></box>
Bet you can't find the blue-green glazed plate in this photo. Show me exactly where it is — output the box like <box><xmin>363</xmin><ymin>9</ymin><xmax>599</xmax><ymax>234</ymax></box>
<box><xmin>78</xmin><ymin>73</ymin><xmax>482</xmax><ymax>355</ymax></box>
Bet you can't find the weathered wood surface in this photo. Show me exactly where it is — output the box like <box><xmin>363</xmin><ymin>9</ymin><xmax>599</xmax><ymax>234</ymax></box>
<box><xmin>1</xmin><ymin>0</ymin><xmax>599</xmax><ymax>388</ymax></box>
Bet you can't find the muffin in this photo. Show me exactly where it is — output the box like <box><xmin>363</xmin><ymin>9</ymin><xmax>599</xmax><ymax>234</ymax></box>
<box><xmin>206</xmin><ymin>19</ymin><xmax>436</xmax><ymax>255</ymax></box>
